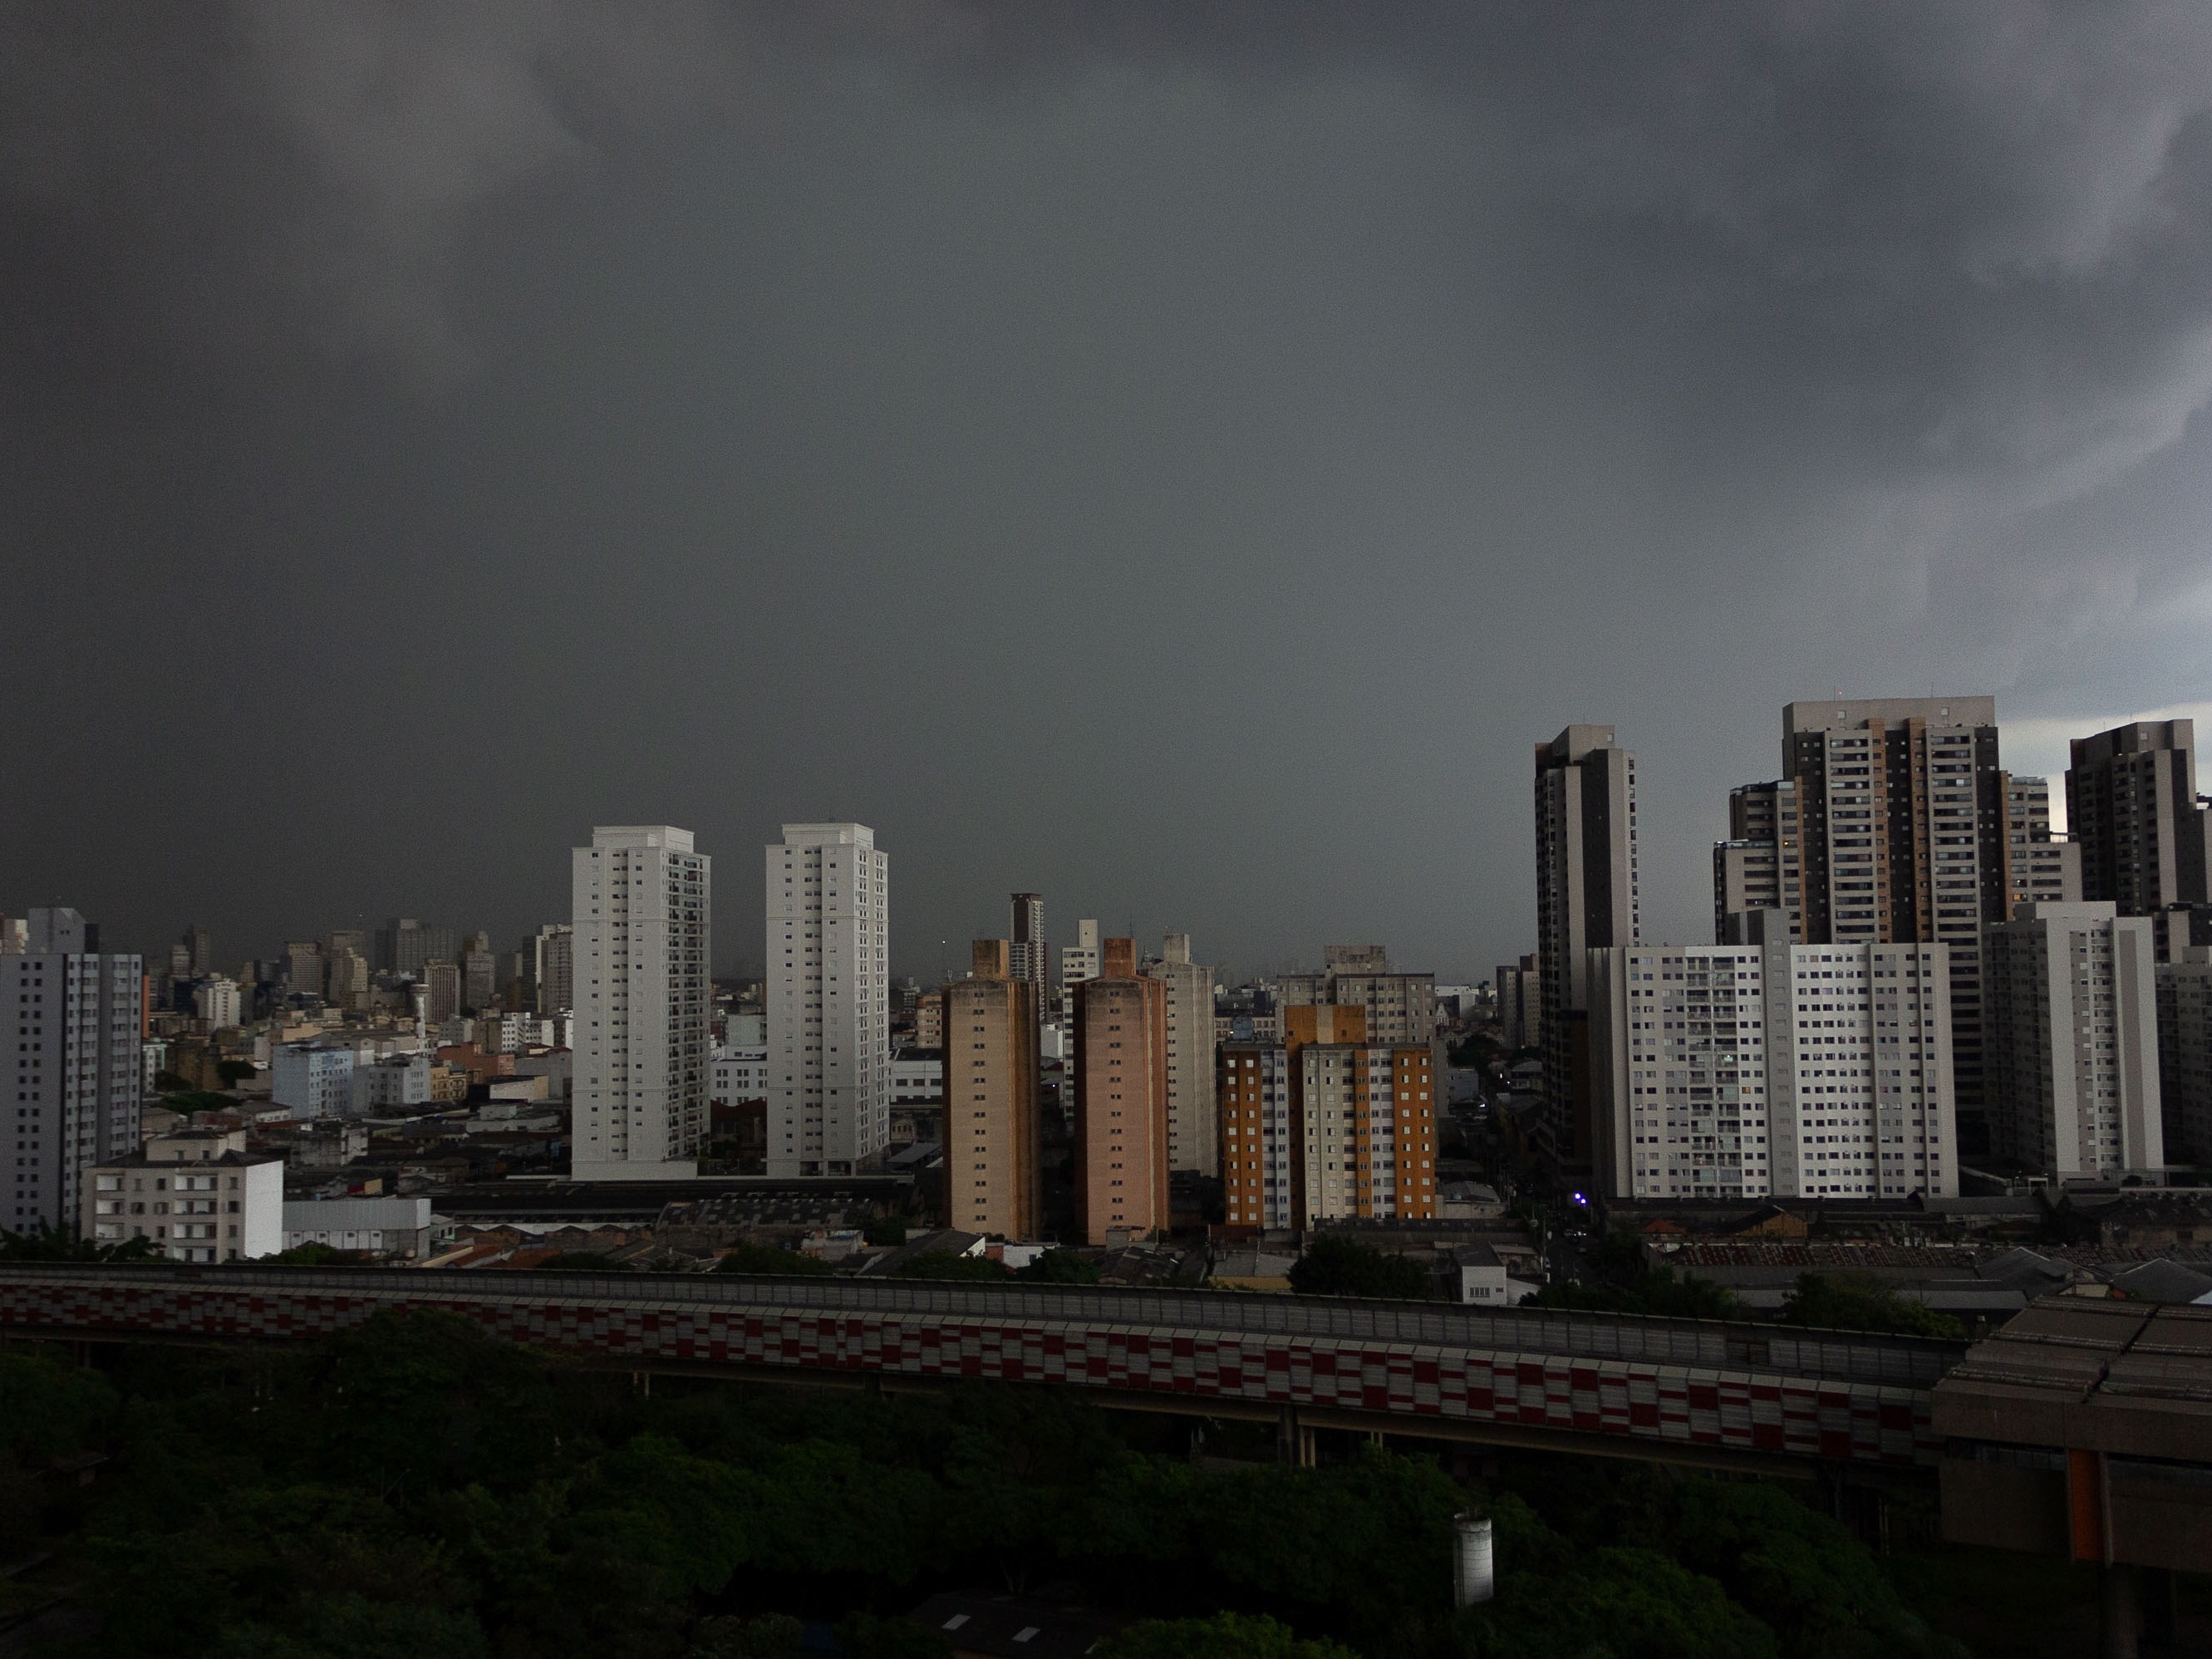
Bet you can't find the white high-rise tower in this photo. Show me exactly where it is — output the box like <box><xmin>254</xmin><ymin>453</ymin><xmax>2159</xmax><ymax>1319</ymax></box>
<box><xmin>768</xmin><ymin>822</ymin><xmax>889</xmax><ymax>1176</ymax></box>
<box><xmin>5</xmin><ymin>907</ymin><xmax>143</xmax><ymax>1238</ymax></box>
<box><xmin>571</xmin><ymin>826</ymin><xmax>710</xmax><ymax>1181</ymax></box>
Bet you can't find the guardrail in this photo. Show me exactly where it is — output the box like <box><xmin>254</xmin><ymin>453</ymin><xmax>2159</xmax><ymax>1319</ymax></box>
<box><xmin>0</xmin><ymin>1262</ymin><xmax>1964</xmax><ymax>1387</ymax></box>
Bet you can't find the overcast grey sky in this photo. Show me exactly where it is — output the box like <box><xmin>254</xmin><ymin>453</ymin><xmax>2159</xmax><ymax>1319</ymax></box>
<box><xmin>7</xmin><ymin>2</ymin><xmax>2212</xmax><ymax>983</ymax></box>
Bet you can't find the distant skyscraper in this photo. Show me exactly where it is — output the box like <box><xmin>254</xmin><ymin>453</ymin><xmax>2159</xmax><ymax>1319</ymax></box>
<box><xmin>326</xmin><ymin>950</ymin><xmax>371</xmax><ymax>1014</ymax></box>
<box><xmin>424</xmin><ymin>960</ymin><xmax>462</xmax><ymax>1025</ymax></box>
<box><xmin>2067</xmin><ymin>721</ymin><xmax>2211</xmax><ymax>947</ymax></box>
<box><xmin>767</xmin><ymin>823</ymin><xmax>889</xmax><ymax>1177</ymax></box>
<box><xmin>1492</xmin><ymin>955</ymin><xmax>1541</xmax><ymax>1052</ymax></box>
<box><xmin>1143</xmin><ymin>934</ymin><xmax>1218</xmax><ymax>1176</ymax></box>
<box><xmin>1008</xmin><ymin>893</ymin><xmax>1046</xmax><ymax>1015</ymax></box>
<box><xmin>945</xmin><ymin>940</ymin><xmax>1041</xmax><ymax>1239</ymax></box>
<box><xmin>1059</xmin><ymin>919</ymin><xmax>1100</xmax><ymax>1021</ymax></box>
<box><xmin>194</xmin><ymin>975</ymin><xmax>242</xmax><ymax>1030</ymax></box>
<box><xmin>1985</xmin><ymin>902</ymin><xmax>2161</xmax><ymax>1177</ymax></box>
<box><xmin>1534</xmin><ymin>725</ymin><xmax>1639</xmax><ymax>1171</ymax></box>
<box><xmin>184</xmin><ymin>924</ymin><xmax>214</xmax><ymax>975</ymax></box>
<box><xmin>1072</xmin><ymin>938</ymin><xmax>1169</xmax><ymax>1244</ymax></box>
<box><xmin>534</xmin><ymin>923</ymin><xmax>574</xmax><ymax>1014</ymax></box>
<box><xmin>3</xmin><ymin>907</ymin><xmax>142</xmax><ymax>1238</ymax></box>
<box><xmin>285</xmin><ymin>940</ymin><xmax>323</xmax><ymax>1000</ymax></box>
<box><xmin>462</xmin><ymin>941</ymin><xmax>498</xmax><ymax>1012</ymax></box>
<box><xmin>572</xmin><ymin>825</ymin><xmax>711</xmax><ymax>1180</ymax></box>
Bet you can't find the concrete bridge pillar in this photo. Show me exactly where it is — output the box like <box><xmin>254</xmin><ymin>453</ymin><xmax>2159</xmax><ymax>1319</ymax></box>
<box><xmin>2100</xmin><ymin>1562</ymin><xmax>2141</xmax><ymax>1659</ymax></box>
<box><xmin>1276</xmin><ymin>1407</ymin><xmax>1316</xmax><ymax>1469</ymax></box>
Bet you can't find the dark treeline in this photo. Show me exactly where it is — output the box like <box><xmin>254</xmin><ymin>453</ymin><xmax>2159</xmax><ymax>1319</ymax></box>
<box><xmin>0</xmin><ymin>1310</ymin><xmax>2092</xmax><ymax>1657</ymax></box>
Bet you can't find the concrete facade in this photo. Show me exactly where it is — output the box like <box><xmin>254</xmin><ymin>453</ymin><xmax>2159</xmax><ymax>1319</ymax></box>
<box><xmin>573</xmin><ymin>824</ymin><xmax>712</xmax><ymax>1180</ymax></box>
<box><xmin>944</xmin><ymin>940</ymin><xmax>1041</xmax><ymax>1239</ymax></box>
<box><xmin>4</xmin><ymin>918</ymin><xmax>144</xmax><ymax>1239</ymax></box>
<box><xmin>2157</xmin><ymin>947</ymin><xmax>2212</xmax><ymax>1165</ymax></box>
<box><xmin>1071</xmin><ymin>940</ymin><xmax>1169</xmax><ymax>1244</ymax></box>
<box><xmin>1535</xmin><ymin>726</ymin><xmax>1639</xmax><ymax>1170</ymax></box>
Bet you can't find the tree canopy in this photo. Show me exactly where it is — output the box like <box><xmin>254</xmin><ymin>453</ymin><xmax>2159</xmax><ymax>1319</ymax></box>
<box><xmin>714</xmin><ymin>1243</ymin><xmax>833</xmax><ymax>1276</ymax></box>
<box><xmin>1777</xmin><ymin>1273</ymin><xmax>1966</xmax><ymax>1339</ymax></box>
<box><xmin>1288</xmin><ymin>1234</ymin><xmax>1432</xmax><ymax>1300</ymax></box>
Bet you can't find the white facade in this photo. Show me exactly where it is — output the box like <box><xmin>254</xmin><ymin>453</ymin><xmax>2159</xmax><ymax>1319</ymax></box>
<box><xmin>6</xmin><ymin>918</ymin><xmax>144</xmax><ymax>1238</ymax></box>
<box><xmin>194</xmin><ymin>975</ymin><xmax>242</xmax><ymax>1029</ymax></box>
<box><xmin>891</xmin><ymin>1053</ymin><xmax>943</xmax><ymax>1104</ymax></box>
<box><xmin>711</xmin><ymin>1043</ymin><xmax>771</xmax><ymax>1104</ymax></box>
<box><xmin>1059</xmin><ymin>919</ymin><xmax>1100</xmax><ymax>1021</ymax></box>
<box><xmin>766</xmin><ymin>823</ymin><xmax>889</xmax><ymax>1176</ymax></box>
<box><xmin>84</xmin><ymin>1130</ymin><xmax>283</xmax><ymax>1263</ymax></box>
<box><xmin>1768</xmin><ymin>940</ymin><xmax>1956</xmax><ymax>1200</ymax></box>
<box><xmin>1987</xmin><ymin>902</ymin><xmax>2163</xmax><ymax>1177</ymax></box>
<box><xmin>1591</xmin><ymin>944</ymin><xmax>1772</xmax><ymax>1202</ymax></box>
<box><xmin>1592</xmin><ymin>932</ymin><xmax>1957</xmax><ymax>1201</ymax></box>
<box><xmin>573</xmin><ymin>825</ymin><xmax>712</xmax><ymax>1180</ymax></box>
<box><xmin>271</xmin><ymin>1043</ymin><xmax>354</xmax><ymax>1120</ymax></box>
<box><xmin>1145</xmin><ymin>934</ymin><xmax>1218</xmax><ymax>1176</ymax></box>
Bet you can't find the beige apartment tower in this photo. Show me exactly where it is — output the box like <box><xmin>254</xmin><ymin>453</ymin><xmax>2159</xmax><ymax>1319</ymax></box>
<box><xmin>944</xmin><ymin>940</ymin><xmax>1041</xmax><ymax>1239</ymax></box>
<box><xmin>1072</xmin><ymin>938</ymin><xmax>1169</xmax><ymax>1244</ymax></box>
<box><xmin>1144</xmin><ymin>933</ymin><xmax>1218</xmax><ymax>1176</ymax></box>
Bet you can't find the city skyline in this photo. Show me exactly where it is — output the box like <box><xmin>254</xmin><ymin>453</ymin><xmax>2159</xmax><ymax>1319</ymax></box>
<box><xmin>9</xmin><ymin>690</ymin><xmax>2200</xmax><ymax>989</ymax></box>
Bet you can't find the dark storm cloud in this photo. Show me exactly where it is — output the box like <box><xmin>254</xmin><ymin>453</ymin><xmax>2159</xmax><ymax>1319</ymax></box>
<box><xmin>7</xmin><ymin>2</ymin><xmax>2212</xmax><ymax>978</ymax></box>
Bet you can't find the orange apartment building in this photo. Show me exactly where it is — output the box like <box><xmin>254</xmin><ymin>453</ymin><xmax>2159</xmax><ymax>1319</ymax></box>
<box><xmin>1072</xmin><ymin>938</ymin><xmax>1169</xmax><ymax>1244</ymax></box>
<box><xmin>944</xmin><ymin>940</ymin><xmax>1041</xmax><ymax>1239</ymax></box>
<box><xmin>1219</xmin><ymin>1003</ymin><xmax>1437</xmax><ymax>1236</ymax></box>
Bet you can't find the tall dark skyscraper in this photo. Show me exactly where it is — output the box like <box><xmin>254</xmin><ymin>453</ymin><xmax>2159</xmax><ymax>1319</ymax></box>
<box><xmin>1534</xmin><ymin>725</ymin><xmax>1639</xmax><ymax>1173</ymax></box>
<box><xmin>2067</xmin><ymin>721</ymin><xmax>2211</xmax><ymax>955</ymax></box>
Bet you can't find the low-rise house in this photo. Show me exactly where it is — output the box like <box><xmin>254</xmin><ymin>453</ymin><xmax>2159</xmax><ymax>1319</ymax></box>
<box><xmin>281</xmin><ymin>1195</ymin><xmax>435</xmax><ymax>1259</ymax></box>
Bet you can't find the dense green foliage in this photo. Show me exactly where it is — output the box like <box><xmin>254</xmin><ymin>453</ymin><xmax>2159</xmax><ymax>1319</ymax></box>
<box><xmin>863</xmin><ymin>1215</ymin><xmax>909</xmax><ymax>1247</ymax></box>
<box><xmin>0</xmin><ymin>1225</ymin><xmax>159</xmax><ymax>1264</ymax></box>
<box><xmin>1101</xmin><ymin>1612</ymin><xmax>1359</xmax><ymax>1657</ymax></box>
<box><xmin>1527</xmin><ymin>1232</ymin><xmax>1741</xmax><ymax>1319</ymax></box>
<box><xmin>713</xmin><ymin>1244</ymin><xmax>834</xmax><ymax>1275</ymax></box>
<box><xmin>263</xmin><ymin>1243</ymin><xmax>366</xmax><ymax>1267</ymax></box>
<box><xmin>160</xmin><ymin>1090</ymin><xmax>244</xmax><ymax>1115</ymax></box>
<box><xmin>1289</xmin><ymin>1234</ymin><xmax>1433</xmax><ymax>1300</ymax></box>
<box><xmin>0</xmin><ymin>1310</ymin><xmax>2070</xmax><ymax>1657</ymax></box>
<box><xmin>1017</xmin><ymin>1249</ymin><xmax>1102</xmax><ymax>1284</ymax></box>
<box><xmin>1777</xmin><ymin>1274</ymin><xmax>1966</xmax><ymax>1340</ymax></box>
<box><xmin>892</xmin><ymin>1251</ymin><xmax>1011</xmax><ymax>1280</ymax></box>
